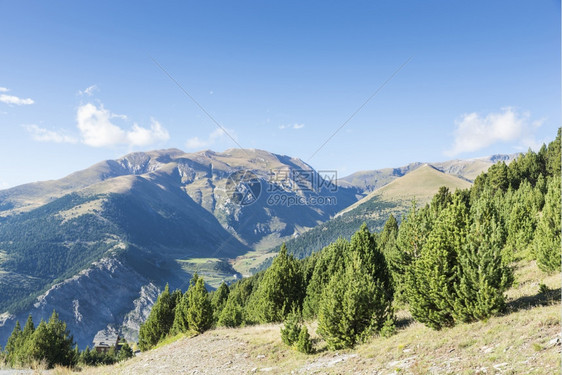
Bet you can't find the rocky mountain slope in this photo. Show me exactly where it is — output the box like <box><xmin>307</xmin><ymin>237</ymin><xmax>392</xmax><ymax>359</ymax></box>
<box><xmin>0</xmin><ymin>148</ymin><xmax>357</xmax><ymax>348</ymax></box>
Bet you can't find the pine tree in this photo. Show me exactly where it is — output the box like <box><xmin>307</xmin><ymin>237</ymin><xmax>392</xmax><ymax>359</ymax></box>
<box><xmin>296</xmin><ymin>326</ymin><xmax>313</xmax><ymax>354</ymax></box>
<box><xmin>249</xmin><ymin>244</ymin><xmax>303</xmax><ymax>322</ymax></box>
<box><xmin>317</xmin><ymin>248</ymin><xmax>393</xmax><ymax>349</ymax></box>
<box><xmin>15</xmin><ymin>315</ymin><xmax>35</xmax><ymax>365</ymax></box>
<box><xmin>505</xmin><ymin>181</ymin><xmax>537</xmax><ymax>260</ymax></box>
<box><xmin>280</xmin><ymin>310</ymin><xmax>302</xmax><ymax>346</ymax></box>
<box><xmin>302</xmin><ymin>239</ymin><xmax>348</xmax><ymax>319</ymax></box>
<box><xmin>406</xmin><ymin>195</ymin><xmax>469</xmax><ymax>330</ymax></box>
<box><xmin>453</xmin><ymin>191</ymin><xmax>513</xmax><ymax>322</ymax></box>
<box><xmin>487</xmin><ymin>162</ymin><xmax>509</xmax><ymax>192</ymax></box>
<box><xmin>172</xmin><ymin>276</ymin><xmax>201</xmax><ymax>335</ymax></box>
<box><xmin>22</xmin><ymin>311</ymin><xmax>75</xmax><ymax>368</ymax></box>
<box><xmin>186</xmin><ymin>276</ymin><xmax>213</xmax><ymax>333</ymax></box>
<box><xmin>171</xmin><ymin>291</ymin><xmax>189</xmax><ymax>334</ymax></box>
<box><xmin>545</xmin><ymin>128</ymin><xmax>561</xmax><ymax>177</ymax></box>
<box><xmin>316</xmin><ymin>265</ymin><xmax>350</xmax><ymax>349</ymax></box>
<box><xmin>138</xmin><ymin>283</ymin><xmax>177</xmax><ymax>350</ymax></box>
<box><xmin>211</xmin><ymin>282</ymin><xmax>230</xmax><ymax>322</ymax></box>
<box><xmin>5</xmin><ymin>320</ymin><xmax>22</xmax><ymax>366</ymax></box>
<box><xmin>379</xmin><ymin>214</ymin><xmax>399</xmax><ymax>251</ymax></box>
<box><xmin>217</xmin><ymin>297</ymin><xmax>244</xmax><ymax>327</ymax></box>
<box><xmin>117</xmin><ymin>343</ymin><xmax>133</xmax><ymax>362</ymax></box>
<box><xmin>431</xmin><ymin>186</ymin><xmax>453</xmax><ymax>214</ymax></box>
<box><xmin>386</xmin><ymin>202</ymin><xmax>432</xmax><ymax>302</ymax></box>
<box><xmin>350</xmin><ymin>223</ymin><xmax>394</xmax><ymax>330</ymax></box>
<box><xmin>534</xmin><ymin>176</ymin><xmax>561</xmax><ymax>272</ymax></box>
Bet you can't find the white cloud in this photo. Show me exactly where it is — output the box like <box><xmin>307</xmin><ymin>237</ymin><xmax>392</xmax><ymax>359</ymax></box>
<box><xmin>77</xmin><ymin>103</ymin><xmax>126</xmax><ymax>147</ymax></box>
<box><xmin>279</xmin><ymin>123</ymin><xmax>305</xmax><ymax>130</ymax></box>
<box><xmin>76</xmin><ymin>103</ymin><xmax>169</xmax><ymax>147</ymax></box>
<box><xmin>185</xmin><ymin>127</ymin><xmax>234</xmax><ymax>150</ymax></box>
<box><xmin>78</xmin><ymin>85</ymin><xmax>98</xmax><ymax>96</ymax></box>
<box><xmin>185</xmin><ymin>136</ymin><xmax>208</xmax><ymax>149</ymax></box>
<box><xmin>446</xmin><ymin>107</ymin><xmax>542</xmax><ymax>156</ymax></box>
<box><xmin>0</xmin><ymin>91</ymin><xmax>34</xmax><ymax>105</ymax></box>
<box><xmin>23</xmin><ymin>124</ymin><xmax>78</xmax><ymax>143</ymax></box>
<box><xmin>127</xmin><ymin>120</ymin><xmax>169</xmax><ymax>146</ymax></box>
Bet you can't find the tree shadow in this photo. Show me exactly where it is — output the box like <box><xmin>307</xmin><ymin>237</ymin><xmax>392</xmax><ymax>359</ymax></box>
<box><xmin>395</xmin><ymin>315</ymin><xmax>415</xmax><ymax>330</ymax></box>
<box><xmin>506</xmin><ymin>287</ymin><xmax>561</xmax><ymax>313</ymax></box>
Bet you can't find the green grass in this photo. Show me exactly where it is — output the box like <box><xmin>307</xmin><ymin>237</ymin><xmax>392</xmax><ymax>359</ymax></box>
<box><xmin>176</xmin><ymin>257</ymin><xmax>241</xmax><ymax>288</ymax></box>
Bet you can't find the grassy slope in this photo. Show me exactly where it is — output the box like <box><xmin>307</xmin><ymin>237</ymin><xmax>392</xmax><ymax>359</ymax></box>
<box><xmin>244</xmin><ymin>165</ymin><xmax>473</xmax><ymax>275</ymax></box>
<box><xmin>337</xmin><ymin>164</ymin><xmax>472</xmax><ymax>216</ymax></box>
<box><xmin>81</xmin><ymin>260</ymin><xmax>561</xmax><ymax>375</ymax></box>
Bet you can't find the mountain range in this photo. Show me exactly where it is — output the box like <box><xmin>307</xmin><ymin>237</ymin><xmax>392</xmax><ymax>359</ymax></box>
<box><xmin>0</xmin><ymin>148</ymin><xmax>516</xmax><ymax>348</ymax></box>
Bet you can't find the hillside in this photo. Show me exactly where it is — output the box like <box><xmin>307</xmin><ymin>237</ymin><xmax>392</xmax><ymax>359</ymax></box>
<box><xmin>337</xmin><ymin>164</ymin><xmax>472</xmax><ymax>216</ymax></box>
<box><xmin>252</xmin><ymin>165</ymin><xmax>473</xmax><ymax>271</ymax></box>
<box><xmin>0</xmin><ymin>148</ymin><xmax>357</xmax><ymax>348</ymax></box>
<box><xmin>82</xmin><ymin>261</ymin><xmax>561</xmax><ymax>375</ymax></box>
<box><xmin>337</xmin><ymin>154</ymin><xmax>517</xmax><ymax>193</ymax></box>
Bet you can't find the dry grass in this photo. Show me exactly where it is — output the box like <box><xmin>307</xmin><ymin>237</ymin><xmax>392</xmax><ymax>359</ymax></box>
<box><xmin>337</xmin><ymin>165</ymin><xmax>471</xmax><ymax>217</ymax></box>
<box><xmin>77</xmin><ymin>260</ymin><xmax>560</xmax><ymax>374</ymax></box>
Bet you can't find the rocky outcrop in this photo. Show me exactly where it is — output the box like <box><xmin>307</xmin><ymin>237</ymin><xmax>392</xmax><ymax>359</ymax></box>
<box><xmin>0</xmin><ymin>257</ymin><xmax>163</xmax><ymax>349</ymax></box>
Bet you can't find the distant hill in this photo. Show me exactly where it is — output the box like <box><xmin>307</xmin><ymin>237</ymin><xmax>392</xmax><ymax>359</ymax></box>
<box><xmin>337</xmin><ymin>164</ymin><xmax>472</xmax><ymax>217</ymax></box>
<box><xmin>254</xmin><ymin>165</ymin><xmax>473</xmax><ymax>271</ymax></box>
<box><xmin>338</xmin><ymin>154</ymin><xmax>518</xmax><ymax>193</ymax></box>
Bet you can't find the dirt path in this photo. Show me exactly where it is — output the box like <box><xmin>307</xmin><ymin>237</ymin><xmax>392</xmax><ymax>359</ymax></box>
<box><xmin>83</xmin><ymin>332</ymin><xmax>259</xmax><ymax>375</ymax></box>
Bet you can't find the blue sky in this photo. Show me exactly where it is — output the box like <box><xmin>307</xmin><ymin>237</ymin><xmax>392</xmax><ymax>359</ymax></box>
<box><xmin>0</xmin><ymin>1</ymin><xmax>560</xmax><ymax>188</ymax></box>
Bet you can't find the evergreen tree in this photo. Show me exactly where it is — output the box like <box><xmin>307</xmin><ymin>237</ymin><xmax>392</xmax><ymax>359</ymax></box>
<box><xmin>172</xmin><ymin>276</ymin><xmax>200</xmax><ymax>335</ymax></box>
<box><xmin>280</xmin><ymin>310</ymin><xmax>302</xmax><ymax>346</ymax></box>
<box><xmin>138</xmin><ymin>284</ymin><xmax>176</xmax><ymax>350</ymax></box>
<box><xmin>302</xmin><ymin>239</ymin><xmax>348</xmax><ymax>319</ymax></box>
<box><xmin>211</xmin><ymin>282</ymin><xmax>230</xmax><ymax>322</ymax></box>
<box><xmin>316</xmin><ymin>265</ymin><xmax>350</xmax><ymax>349</ymax></box>
<box><xmin>453</xmin><ymin>191</ymin><xmax>513</xmax><ymax>322</ymax></box>
<box><xmin>296</xmin><ymin>326</ymin><xmax>313</xmax><ymax>354</ymax></box>
<box><xmin>217</xmin><ymin>297</ymin><xmax>244</xmax><ymax>327</ymax></box>
<box><xmin>545</xmin><ymin>128</ymin><xmax>561</xmax><ymax>177</ymax></box>
<box><xmin>23</xmin><ymin>311</ymin><xmax>75</xmax><ymax>368</ymax></box>
<box><xmin>534</xmin><ymin>176</ymin><xmax>561</xmax><ymax>272</ymax></box>
<box><xmin>487</xmin><ymin>162</ymin><xmax>509</xmax><ymax>192</ymax></box>
<box><xmin>386</xmin><ymin>202</ymin><xmax>432</xmax><ymax>302</ymax></box>
<box><xmin>349</xmin><ymin>223</ymin><xmax>394</xmax><ymax>330</ymax></box>
<box><xmin>117</xmin><ymin>343</ymin><xmax>134</xmax><ymax>362</ymax></box>
<box><xmin>406</xmin><ymin>195</ymin><xmax>469</xmax><ymax>330</ymax></box>
<box><xmin>431</xmin><ymin>186</ymin><xmax>453</xmax><ymax>214</ymax></box>
<box><xmin>249</xmin><ymin>244</ymin><xmax>303</xmax><ymax>322</ymax></box>
<box><xmin>505</xmin><ymin>181</ymin><xmax>537</xmax><ymax>260</ymax></box>
<box><xmin>317</xmin><ymin>248</ymin><xmax>393</xmax><ymax>349</ymax></box>
<box><xmin>5</xmin><ymin>320</ymin><xmax>22</xmax><ymax>366</ymax></box>
<box><xmin>15</xmin><ymin>315</ymin><xmax>35</xmax><ymax>365</ymax></box>
<box><xmin>186</xmin><ymin>276</ymin><xmax>213</xmax><ymax>333</ymax></box>
<box><xmin>379</xmin><ymin>214</ymin><xmax>399</xmax><ymax>252</ymax></box>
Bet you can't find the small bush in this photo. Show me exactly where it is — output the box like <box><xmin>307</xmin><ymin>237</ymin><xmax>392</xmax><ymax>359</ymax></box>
<box><xmin>380</xmin><ymin>317</ymin><xmax>396</xmax><ymax>338</ymax></box>
<box><xmin>280</xmin><ymin>311</ymin><xmax>302</xmax><ymax>346</ymax></box>
<box><xmin>296</xmin><ymin>326</ymin><xmax>313</xmax><ymax>354</ymax></box>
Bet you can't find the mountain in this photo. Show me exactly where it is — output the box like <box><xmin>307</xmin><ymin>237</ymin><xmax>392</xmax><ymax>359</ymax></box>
<box><xmin>338</xmin><ymin>154</ymin><xmax>518</xmax><ymax>193</ymax></box>
<box><xmin>0</xmin><ymin>149</ymin><xmax>513</xmax><ymax>348</ymax></box>
<box><xmin>0</xmin><ymin>148</ymin><xmax>357</xmax><ymax>348</ymax></box>
<box><xmin>253</xmin><ymin>165</ymin><xmax>473</xmax><ymax>270</ymax></box>
<box><xmin>337</xmin><ymin>164</ymin><xmax>472</xmax><ymax>217</ymax></box>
